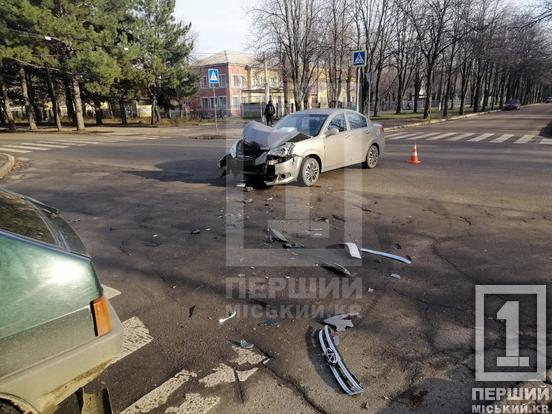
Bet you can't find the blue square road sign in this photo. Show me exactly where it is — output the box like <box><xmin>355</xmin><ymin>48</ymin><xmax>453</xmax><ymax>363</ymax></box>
<box><xmin>352</xmin><ymin>50</ymin><xmax>367</xmax><ymax>67</ymax></box>
<box><xmin>208</xmin><ymin>68</ymin><xmax>219</xmax><ymax>84</ymax></box>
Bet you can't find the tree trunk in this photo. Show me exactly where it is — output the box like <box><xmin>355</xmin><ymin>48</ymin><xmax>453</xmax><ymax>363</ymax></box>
<box><xmin>19</xmin><ymin>66</ymin><xmax>37</xmax><ymax>131</ymax></box>
<box><xmin>26</xmin><ymin>73</ymin><xmax>42</xmax><ymax>123</ymax></box>
<box><xmin>0</xmin><ymin>75</ymin><xmax>16</xmax><ymax>131</ymax></box>
<box><xmin>396</xmin><ymin>72</ymin><xmax>404</xmax><ymax>115</ymax></box>
<box><xmin>117</xmin><ymin>97</ymin><xmax>127</xmax><ymax>125</ymax></box>
<box><xmin>94</xmin><ymin>98</ymin><xmax>103</xmax><ymax>125</ymax></box>
<box><xmin>373</xmin><ymin>67</ymin><xmax>383</xmax><ymax>117</ymax></box>
<box><xmin>71</xmin><ymin>77</ymin><xmax>85</xmax><ymax>131</ymax></box>
<box><xmin>64</xmin><ymin>77</ymin><xmax>76</xmax><ymax>125</ymax></box>
<box><xmin>413</xmin><ymin>68</ymin><xmax>421</xmax><ymax>113</ymax></box>
<box><xmin>46</xmin><ymin>70</ymin><xmax>62</xmax><ymax>131</ymax></box>
<box><xmin>423</xmin><ymin>62</ymin><xmax>434</xmax><ymax>119</ymax></box>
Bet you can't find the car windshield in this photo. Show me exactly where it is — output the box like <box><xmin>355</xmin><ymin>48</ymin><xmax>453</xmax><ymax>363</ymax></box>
<box><xmin>274</xmin><ymin>114</ymin><xmax>328</xmax><ymax>136</ymax></box>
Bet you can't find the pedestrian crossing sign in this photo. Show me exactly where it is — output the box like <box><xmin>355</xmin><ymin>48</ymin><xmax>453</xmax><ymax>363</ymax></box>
<box><xmin>208</xmin><ymin>68</ymin><xmax>219</xmax><ymax>84</ymax></box>
<box><xmin>352</xmin><ymin>50</ymin><xmax>367</xmax><ymax>67</ymax></box>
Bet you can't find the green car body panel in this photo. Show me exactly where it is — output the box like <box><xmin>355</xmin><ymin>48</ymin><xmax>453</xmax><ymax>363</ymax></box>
<box><xmin>0</xmin><ymin>189</ymin><xmax>122</xmax><ymax>413</ymax></box>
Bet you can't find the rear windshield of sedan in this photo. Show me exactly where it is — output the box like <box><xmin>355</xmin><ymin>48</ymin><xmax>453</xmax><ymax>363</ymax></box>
<box><xmin>0</xmin><ymin>191</ymin><xmax>55</xmax><ymax>244</ymax></box>
<box><xmin>275</xmin><ymin>114</ymin><xmax>328</xmax><ymax>136</ymax></box>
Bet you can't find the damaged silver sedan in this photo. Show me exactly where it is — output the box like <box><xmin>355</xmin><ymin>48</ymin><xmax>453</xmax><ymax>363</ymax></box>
<box><xmin>218</xmin><ymin>109</ymin><xmax>385</xmax><ymax>186</ymax></box>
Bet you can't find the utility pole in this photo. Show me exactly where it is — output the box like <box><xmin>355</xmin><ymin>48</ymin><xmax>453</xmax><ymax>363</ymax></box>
<box><xmin>264</xmin><ymin>53</ymin><xmax>269</xmax><ymax>119</ymax></box>
<box><xmin>356</xmin><ymin>67</ymin><xmax>360</xmax><ymax>112</ymax></box>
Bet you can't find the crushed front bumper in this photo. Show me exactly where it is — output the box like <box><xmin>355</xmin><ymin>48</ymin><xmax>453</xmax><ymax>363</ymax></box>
<box><xmin>219</xmin><ymin>153</ymin><xmax>302</xmax><ymax>186</ymax></box>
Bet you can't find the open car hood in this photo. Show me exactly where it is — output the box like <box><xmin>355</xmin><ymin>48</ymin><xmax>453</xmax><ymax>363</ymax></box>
<box><xmin>243</xmin><ymin>121</ymin><xmax>309</xmax><ymax>149</ymax></box>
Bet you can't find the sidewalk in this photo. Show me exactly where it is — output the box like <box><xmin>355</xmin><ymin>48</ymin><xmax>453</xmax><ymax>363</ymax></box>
<box><xmin>0</xmin><ymin>153</ymin><xmax>15</xmax><ymax>179</ymax></box>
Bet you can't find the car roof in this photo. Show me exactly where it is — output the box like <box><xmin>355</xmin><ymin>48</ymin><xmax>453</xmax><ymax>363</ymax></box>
<box><xmin>288</xmin><ymin>108</ymin><xmax>363</xmax><ymax>116</ymax></box>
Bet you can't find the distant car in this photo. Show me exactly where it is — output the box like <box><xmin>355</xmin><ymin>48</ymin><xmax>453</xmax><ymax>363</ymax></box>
<box><xmin>544</xmin><ymin>97</ymin><xmax>552</xmax><ymax>103</ymax></box>
<box><xmin>219</xmin><ymin>109</ymin><xmax>385</xmax><ymax>186</ymax></box>
<box><xmin>503</xmin><ymin>99</ymin><xmax>521</xmax><ymax>110</ymax></box>
<box><xmin>0</xmin><ymin>189</ymin><xmax>122</xmax><ymax>414</ymax></box>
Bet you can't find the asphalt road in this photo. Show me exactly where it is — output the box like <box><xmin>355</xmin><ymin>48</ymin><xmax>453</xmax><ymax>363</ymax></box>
<box><xmin>1</xmin><ymin>104</ymin><xmax>552</xmax><ymax>414</ymax></box>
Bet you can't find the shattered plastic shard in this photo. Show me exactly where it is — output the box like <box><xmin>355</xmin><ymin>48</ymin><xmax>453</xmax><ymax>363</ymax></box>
<box><xmin>267</xmin><ymin>227</ymin><xmax>289</xmax><ymax>243</ymax></box>
<box><xmin>342</xmin><ymin>242</ymin><xmax>362</xmax><ymax>259</ymax></box>
<box><xmin>320</xmin><ymin>262</ymin><xmax>352</xmax><ymax>276</ymax></box>
<box><xmin>323</xmin><ymin>313</ymin><xmax>360</xmax><ymax>332</ymax></box>
<box><xmin>240</xmin><ymin>340</ymin><xmax>254</xmax><ymax>349</ymax></box>
<box><xmin>318</xmin><ymin>325</ymin><xmax>364</xmax><ymax>395</ymax></box>
<box><xmin>219</xmin><ymin>311</ymin><xmax>237</xmax><ymax>324</ymax></box>
<box><xmin>360</xmin><ymin>248</ymin><xmax>412</xmax><ymax>265</ymax></box>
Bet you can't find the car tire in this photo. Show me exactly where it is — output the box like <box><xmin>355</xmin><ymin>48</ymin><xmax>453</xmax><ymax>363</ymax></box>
<box><xmin>298</xmin><ymin>157</ymin><xmax>320</xmax><ymax>186</ymax></box>
<box><xmin>0</xmin><ymin>401</ymin><xmax>23</xmax><ymax>414</ymax></box>
<box><xmin>362</xmin><ymin>144</ymin><xmax>379</xmax><ymax>169</ymax></box>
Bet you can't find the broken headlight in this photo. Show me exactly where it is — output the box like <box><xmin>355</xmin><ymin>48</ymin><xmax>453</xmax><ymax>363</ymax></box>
<box><xmin>267</xmin><ymin>142</ymin><xmax>294</xmax><ymax>158</ymax></box>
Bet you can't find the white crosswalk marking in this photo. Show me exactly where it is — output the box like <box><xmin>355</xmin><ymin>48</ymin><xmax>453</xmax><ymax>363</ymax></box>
<box><xmin>447</xmin><ymin>133</ymin><xmax>476</xmax><ymax>141</ymax></box>
<box><xmin>120</xmin><ymin>369</ymin><xmax>198</xmax><ymax>414</ymax></box>
<box><xmin>540</xmin><ymin>138</ymin><xmax>552</xmax><ymax>145</ymax></box>
<box><xmin>390</xmin><ymin>132</ymin><xmax>424</xmax><ymax>141</ymax></box>
<box><xmin>426</xmin><ymin>132</ymin><xmax>456</xmax><ymax>141</ymax></box>
<box><xmin>41</xmin><ymin>140</ymin><xmax>86</xmax><ymax>146</ymax></box>
<box><xmin>21</xmin><ymin>142</ymin><xmax>68</xmax><ymax>148</ymax></box>
<box><xmin>406</xmin><ymin>132</ymin><xmax>441</xmax><ymax>140</ymax></box>
<box><xmin>112</xmin><ymin>317</ymin><xmax>154</xmax><ymax>363</ymax></box>
<box><xmin>0</xmin><ymin>146</ymin><xmax>30</xmax><ymax>153</ymax></box>
<box><xmin>469</xmin><ymin>133</ymin><xmax>494</xmax><ymax>142</ymax></box>
<box><xmin>490</xmin><ymin>134</ymin><xmax>513</xmax><ymax>143</ymax></box>
<box><xmin>56</xmin><ymin>139</ymin><xmax>101</xmax><ymax>144</ymax></box>
<box><xmin>3</xmin><ymin>144</ymin><xmax>50</xmax><ymax>151</ymax></box>
<box><xmin>386</xmin><ymin>132</ymin><xmax>410</xmax><ymax>139</ymax></box>
<box><xmin>514</xmin><ymin>135</ymin><xmax>535</xmax><ymax>144</ymax></box>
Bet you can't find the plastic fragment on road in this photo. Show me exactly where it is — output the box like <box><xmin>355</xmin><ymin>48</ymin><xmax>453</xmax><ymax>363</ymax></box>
<box><xmin>360</xmin><ymin>248</ymin><xmax>412</xmax><ymax>265</ymax></box>
<box><xmin>342</xmin><ymin>242</ymin><xmax>362</xmax><ymax>259</ymax></box>
<box><xmin>218</xmin><ymin>311</ymin><xmax>237</xmax><ymax>324</ymax></box>
<box><xmin>267</xmin><ymin>227</ymin><xmax>289</xmax><ymax>243</ymax></box>
<box><xmin>320</xmin><ymin>262</ymin><xmax>352</xmax><ymax>276</ymax></box>
<box><xmin>240</xmin><ymin>339</ymin><xmax>254</xmax><ymax>349</ymax></box>
<box><xmin>323</xmin><ymin>313</ymin><xmax>360</xmax><ymax>332</ymax></box>
<box><xmin>283</xmin><ymin>242</ymin><xmax>304</xmax><ymax>248</ymax></box>
<box><xmin>236</xmin><ymin>183</ymin><xmax>246</xmax><ymax>188</ymax></box>
<box><xmin>318</xmin><ymin>325</ymin><xmax>364</xmax><ymax>395</ymax></box>
<box><xmin>191</xmin><ymin>229</ymin><xmax>201</xmax><ymax>235</ymax></box>
<box><xmin>258</xmin><ymin>319</ymin><xmax>280</xmax><ymax>327</ymax></box>
<box><xmin>390</xmin><ymin>273</ymin><xmax>401</xmax><ymax>280</ymax></box>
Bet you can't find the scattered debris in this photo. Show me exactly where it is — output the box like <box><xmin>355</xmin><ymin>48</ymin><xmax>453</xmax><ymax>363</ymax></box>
<box><xmin>323</xmin><ymin>313</ymin><xmax>360</xmax><ymax>332</ymax></box>
<box><xmin>342</xmin><ymin>242</ymin><xmax>362</xmax><ymax>259</ymax></box>
<box><xmin>236</xmin><ymin>183</ymin><xmax>246</xmax><ymax>188</ymax></box>
<box><xmin>283</xmin><ymin>242</ymin><xmax>304</xmax><ymax>249</ymax></box>
<box><xmin>266</xmin><ymin>197</ymin><xmax>273</xmax><ymax>201</ymax></box>
<box><xmin>394</xmin><ymin>243</ymin><xmax>402</xmax><ymax>250</ymax></box>
<box><xmin>333</xmin><ymin>335</ymin><xmax>340</xmax><ymax>346</ymax></box>
<box><xmin>332</xmin><ymin>214</ymin><xmax>345</xmax><ymax>222</ymax></box>
<box><xmin>188</xmin><ymin>305</ymin><xmax>196</xmax><ymax>318</ymax></box>
<box><xmin>258</xmin><ymin>319</ymin><xmax>280</xmax><ymax>327</ymax></box>
<box><xmin>191</xmin><ymin>229</ymin><xmax>201</xmax><ymax>235</ymax></box>
<box><xmin>267</xmin><ymin>227</ymin><xmax>289</xmax><ymax>243</ymax></box>
<box><xmin>314</xmin><ymin>217</ymin><xmax>330</xmax><ymax>223</ymax></box>
<box><xmin>244</xmin><ymin>186</ymin><xmax>253</xmax><ymax>192</ymax></box>
<box><xmin>240</xmin><ymin>339</ymin><xmax>254</xmax><ymax>349</ymax></box>
<box><xmin>389</xmin><ymin>273</ymin><xmax>401</xmax><ymax>280</ymax></box>
<box><xmin>320</xmin><ymin>262</ymin><xmax>352</xmax><ymax>276</ymax></box>
<box><xmin>242</xmin><ymin>198</ymin><xmax>253</xmax><ymax>204</ymax></box>
<box><xmin>218</xmin><ymin>311</ymin><xmax>237</xmax><ymax>324</ymax></box>
<box><xmin>368</xmin><ymin>288</ymin><xmax>374</xmax><ymax>293</ymax></box>
<box><xmin>238</xmin><ymin>273</ymin><xmax>246</xmax><ymax>278</ymax></box>
<box><xmin>360</xmin><ymin>248</ymin><xmax>412</xmax><ymax>265</ymax></box>
<box><xmin>318</xmin><ymin>325</ymin><xmax>364</xmax><ymax>395</ymax></box>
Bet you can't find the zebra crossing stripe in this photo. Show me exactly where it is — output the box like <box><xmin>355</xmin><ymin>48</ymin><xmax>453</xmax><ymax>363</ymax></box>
<box><xmin>514</xmin><ymin>135</ymin><xmax>535</xmax><ymax>144</ymax></box>
<box><xmin>490</xmin><ymin>134</ymin><xmax>513</xmax><ymax>143</ymax></box>
<box><xmin>112</xmin><ymin>316</ymin><xmax>154</xmax><ymax>363</ymax></box>
<box><xmin>3</xmin><ymin>144</ymin><xmax>50</xmax><ymax>151</ymax></box>
<box><xmin>42</xmin><ymin>141</ymin><xmax>86</xmax><ymax>146</ymax></box>
<box><xmin>426</xmin><ymin>132</ymin><xmax>456</xmax><ymax>141</ymax></box>
<box><xmin>447</xmin><ymin>133</ymin><xmax>475</xmax><ymax>141</ymax></box>
<box><xmin>390</xmin><ymin>132</ymin><xmax>424</xmax><ymax>141</ymax></box>
<box><xmin>22</xmin><ymin>142</ymin><xmax>68</xmax><ymax>148</ymax></box>
<box><xmin>469</xmin><ymin>133</ymin><xmax>494</xmax><ymax>142</ymax></box>
<box><xmin>0</xmin><ymin>147</ymin><xmax>30</xmax><ymax>153</ymax></box>
<box><xmin>406</xmin><ymin>132</ymin><xmax>441</xmax><ymax>140</ymax></box>
<box><xmin>540</xmin><ymin>138</ymin><xmax>552</xmax><ymax>144</ymax></box>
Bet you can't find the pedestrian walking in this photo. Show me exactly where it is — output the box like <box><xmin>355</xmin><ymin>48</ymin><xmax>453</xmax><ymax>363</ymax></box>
<box><xmin>264</xmin><ymin>100</ymin><xmax>276</xmax><ymax>126</ymax></box>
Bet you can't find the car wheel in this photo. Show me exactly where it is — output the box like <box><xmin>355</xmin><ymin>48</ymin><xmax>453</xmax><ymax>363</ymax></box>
<box><xmin>299</xmin><ymin>157</ymin><xmax>320</xmax><ymax>186</ymax></box>
<box><xmin>0</xmin><ymin>401</ymin><xmax>23</xmax><ymax>414</ymax></box>
<box><xmin>362</xmin><ymin>144</ymin><xmax>379</xmax><ymax>169</ymax></box>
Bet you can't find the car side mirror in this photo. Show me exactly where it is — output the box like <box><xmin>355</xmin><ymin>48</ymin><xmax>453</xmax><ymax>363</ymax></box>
<box><xmin>326</xmin><ymin>127</ymin><xmax>339</xmax><ymax>137</ymax></box>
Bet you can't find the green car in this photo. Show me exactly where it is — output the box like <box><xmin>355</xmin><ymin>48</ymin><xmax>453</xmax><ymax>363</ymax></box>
<box><xmin>0</xmin><ymin>189</ymin><xmax>122</xmax><ymax>414</ymax></box>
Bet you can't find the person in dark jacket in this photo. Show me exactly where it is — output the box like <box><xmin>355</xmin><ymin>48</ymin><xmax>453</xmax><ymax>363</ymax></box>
<box><xmin>264</xmin><ymin>100</ymin><xmax>276</xmax><ymax>126</ymax></box>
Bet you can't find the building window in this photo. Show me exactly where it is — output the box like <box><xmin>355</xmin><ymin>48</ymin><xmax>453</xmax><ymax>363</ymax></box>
<box><xmin>233</xmin><ymin>75</ymin><xmax>240</xmax><ymax>87</ymax></box>
<box><xmin>240</xmin><ymin>76</ymin><xmax>246</xmax><ymax>87</ymax></box>
<box><xmin>201</xmin><ymin>76</ymin><xmax>207</xmax><ymax>89</ymax></box>
<box><xmin>219</xmin><ymin>74</ymin><xmax>226</xmax><ymax>87</ymax></box>
<box><xmin>201</xmin><ymin>97</ymin><xmax>209</xmax><ymax>109</ymax></box>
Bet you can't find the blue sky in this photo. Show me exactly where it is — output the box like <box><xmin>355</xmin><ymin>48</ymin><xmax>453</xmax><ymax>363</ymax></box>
<box><xmin>174</xmin><ymin>0</ymin><xmax>249</xmax><ymax>55</ymax></box>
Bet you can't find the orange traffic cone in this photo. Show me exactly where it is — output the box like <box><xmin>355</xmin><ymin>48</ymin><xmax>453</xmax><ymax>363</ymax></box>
<box><xmin>408</xmin><ymin>144</ymin><xmax>421</xmax><ymax>164</ymax></box>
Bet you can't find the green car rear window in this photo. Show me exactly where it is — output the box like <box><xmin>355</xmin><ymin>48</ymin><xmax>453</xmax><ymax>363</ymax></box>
<box><xmin>0</xmin><ymin>191</ymin><xmax>55</xmax><ymax>244</ymax></box>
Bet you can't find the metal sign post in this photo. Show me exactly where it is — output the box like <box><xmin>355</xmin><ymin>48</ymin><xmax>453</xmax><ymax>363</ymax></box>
<box><xmin>208</xmin><ymin>68</ymin><xmax>220</xmax><ymax>132</ymax></box>
<box><xmin>352</xmin><ymin>50</ymin><xmax>367</xmax><ymax>113</ymax></box>
<box><xmin>366</xmin><ymin>71</ymin><xmax>373</xmax><ymax>120</ymax></box>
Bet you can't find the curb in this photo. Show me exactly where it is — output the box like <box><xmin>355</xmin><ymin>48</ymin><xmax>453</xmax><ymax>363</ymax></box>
<box><xmin>386</xmin><ymin>109</ymin><xmax>502</xmax><ymax>130</ymax></box>
<box><xmin>0</xmin><ymin>153</ymin><xmax>15</xmax><ymax>179</ymax></box>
